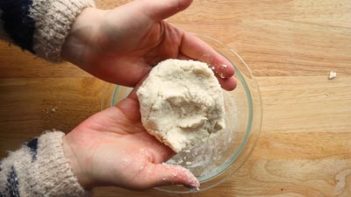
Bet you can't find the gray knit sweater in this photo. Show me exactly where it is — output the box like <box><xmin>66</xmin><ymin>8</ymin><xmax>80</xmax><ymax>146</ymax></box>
<box><xmin>0</xmin><ymin>132</ymin><xmax>86</xmax><ymax>197</ymax></box>
<box><xmin>0</xmin><ymin>0</ymin><xmax>94</xmax><ymax>62</ymax></box>
<box><xmin>0</xmin><ymin>0</ymin><xmax>95</xmax><ymax>196</ymax></box>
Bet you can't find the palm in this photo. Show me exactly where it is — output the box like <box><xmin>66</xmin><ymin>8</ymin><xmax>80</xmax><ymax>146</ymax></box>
<box><xmin>65</xmin><ymin>95</ymin><xmax>199</xmax><ymax>189</ymax></box>
<box><xmin>63</xmin><ymin>0</ymin><xmax>236</xmax><ymax>90</ymax></box>
<box><xmin>87</xmin><ymin>18</ymin><xmax>184</xmax><ymax>87</ymax></box>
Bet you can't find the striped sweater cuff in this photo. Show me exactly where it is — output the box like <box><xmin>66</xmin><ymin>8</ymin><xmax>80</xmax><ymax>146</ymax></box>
<box><xmin>0</xmin><ymin>131</ymin><xmax>86</xmax><ymax>196</ymax></box>
<box><xmin>31</xmin><ymin>0</ymin><xmax>95</xmax><ymax>62</ymax></box>
<box><xmin>0</xmin><ymin>10</ymin><xmax>10</xmax><ymax>41</ymax></box>
<box><xmin>0</xmin><ymin>0</ymin><xmax>95</xmax><ymax>62</ymax></box>
<box><xmin>0</xmin><ymin>0</ymin><xmax>36</xmax><ymax>53</ymax></box>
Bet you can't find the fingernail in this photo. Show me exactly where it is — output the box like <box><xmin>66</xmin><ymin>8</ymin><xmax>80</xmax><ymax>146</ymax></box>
<box><xmin>164</xmin><ymin>164</ymin><xmax>200</xmax><ymax>189</ymax></box>
<box><xmin>219</xmin><ymin>73</ymin><xmax>226</xmax><ymax>79</ymax></box>
<box><xmin>189</xmin><ymin>186</ymin><xmax>200</xmax><ymax>192</ymax></box>
<box><xmin>220</xmin><ymin>64</ymin><xmax>229</xmax><ymax>75</ymax></box>
<box><xmin>184</xmin><ymin>178</ymin><xmax>200</xmax><ymax>189</ymax></box>
<box><xmin>180</xmin><ymin>168</ymin><xmax>200</xmax><ymax>189</ymax></box>
<box><xmin>189</xmin><ymin>179</ymin><xmax>200</xmax><ymax>189</ymax></box>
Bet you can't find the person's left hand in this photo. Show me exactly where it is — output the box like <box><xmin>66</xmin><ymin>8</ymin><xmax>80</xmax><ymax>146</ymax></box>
<box><xmin>63</xmin><ymin>91</ymin><xmax>199</xmax><ymax>190</ymax></box>
<box><xmin>62</xmin><ymin>0</ymin><xmax>236</xmax><ymax>90</ymax></box>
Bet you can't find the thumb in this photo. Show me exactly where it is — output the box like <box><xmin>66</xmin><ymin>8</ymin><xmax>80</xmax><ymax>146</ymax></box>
<box><xmin>141</xmin><ymin>0</ymin><xmax>193</xmax><ymax>20</ymax></box>
<box><xmin>140</xmin><ymin>163</ymin><xmax>200</xmax><ymax>189</ymax></box>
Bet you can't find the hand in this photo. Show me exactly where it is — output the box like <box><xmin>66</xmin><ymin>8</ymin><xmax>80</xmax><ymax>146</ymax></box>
<box><xmin>63</xmin><ymin>92</ymin><xmax>200</xmax><ymax>190</ymax></box>
<box><xmin>62</xmin><ymin>0</ymin><xmax>236</xmax><ymax>90</ymax></box>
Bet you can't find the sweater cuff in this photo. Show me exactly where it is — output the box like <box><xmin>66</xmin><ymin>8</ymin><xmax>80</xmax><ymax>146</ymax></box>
<box><xmin>27</xmin><ymin>131</ymin><xmax>86</xmax><ymax>196</ymax></box>
<box><xmin>0</xmin><ymin>10</ymin><xmax>6</xmax><ymax>40</ymax></box>
<box><xmin>31</xmin><ymin>0</ymin><xmax>95</xmax><ymax>62</ymax></box>
<box><xmin>0</xmin><ymin>131</ymin><xmax>86</xmax><ymax>196</ymax></box>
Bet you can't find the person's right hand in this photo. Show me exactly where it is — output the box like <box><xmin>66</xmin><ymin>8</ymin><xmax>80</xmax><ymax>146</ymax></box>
<box><xmin>62</xmin><ymin>0</ymin><xmax>236</xmax><ymax>90</ymax></box>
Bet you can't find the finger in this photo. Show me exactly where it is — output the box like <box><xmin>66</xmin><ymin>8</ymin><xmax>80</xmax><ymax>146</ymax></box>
<box><xmin>218</xmin><ymin>76</ymin><xmax>237</xmax><ymax>91</ymax></box>
<box><xmin>140</xmin><ymin>0</ymin><xmax>193</xmax><ymax>21</ymax></box>
<box><xmin>140</xmin><ymin>163</ymin><xmax>200</xmax><ymax>189</ymax></box>
<box><xmin>141</xmin><ymin>134</ymin><xmax>175</xmax><ymax>163</ymax></box>
<box><xmin>115</xmin><ymin>67</ymin><xmax>152</xmax><ymax>111</ymax></box>
<box><xmin>180</xmin><ymin>33</ymin><xmax>236</xmax><ymax>79</ymax></box>
<box><xmin>116</xmin><ymin>97</ymin><xmax>141</xmax><ymax>122</ymax></box>
<box><xmin>177</xmin><ymin>52</ymin><xmax>237</xmax><ymax>90</ymax></box>
<box><xmin>126</xmin><ymin>71</ymin><xmax>152</xmax><ymax>100</ymax></box>
<box><xmin>177</xmin><ymin>54</ymin><xmax>189</xmax><ymax>60</ymax></box>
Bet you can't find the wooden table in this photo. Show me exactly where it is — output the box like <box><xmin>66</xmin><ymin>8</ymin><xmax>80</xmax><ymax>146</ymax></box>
<box><xmin>1</xmin><ymin>0</ymin><xmax>350</xmax><ymax>196</ymax></box>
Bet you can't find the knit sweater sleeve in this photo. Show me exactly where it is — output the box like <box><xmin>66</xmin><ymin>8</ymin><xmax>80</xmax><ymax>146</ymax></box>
<box><xmin>0</xmin><ymin>0</ymin><xmax>95</xmax><ymax>62</ymax></box>
<box><xmin>0</xmin><ymin>131</ymin><xmax>86</xmax><ymax>197</ymax></box>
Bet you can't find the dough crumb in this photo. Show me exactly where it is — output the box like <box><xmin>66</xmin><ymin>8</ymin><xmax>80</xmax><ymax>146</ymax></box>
<box><xmin>328</xmin><ymin>70</ymin><xmax>337</xmax><ymax>80</ymax></box>
<box><xmin>51</xmin><ymin>107</ymin><xmax>57</xmax><ymax>113</ymax></box>
<box><xmin>137</xmin><ymin>59</ymin><xmax>225</xmax><ymax>153</ymax></box>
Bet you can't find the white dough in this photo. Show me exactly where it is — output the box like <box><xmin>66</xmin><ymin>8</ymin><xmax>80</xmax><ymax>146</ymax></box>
<box><xmin>137</xmin><ymin>59</ymin><xmax>225</xmax><ymax>153</ymax></box>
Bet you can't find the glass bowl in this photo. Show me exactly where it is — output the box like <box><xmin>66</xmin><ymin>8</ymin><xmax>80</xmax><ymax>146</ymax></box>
<box><xmin>111</xmin><ymin>35</ymin><xmax>262</xmax><ymax>193</ymax></box>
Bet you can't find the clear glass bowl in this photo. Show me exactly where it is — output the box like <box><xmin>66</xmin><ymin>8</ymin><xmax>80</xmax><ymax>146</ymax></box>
<box><xmin>111</xmin><ymin>36</ymin><xmax>262</xmax><ymax>193</ymax></box>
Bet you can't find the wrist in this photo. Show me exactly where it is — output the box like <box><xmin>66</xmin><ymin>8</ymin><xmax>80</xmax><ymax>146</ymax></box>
<box><xmin>62</xmin><ymin>7</ymin><xmax>106</xmax><ymax>66</ymax></box>
<box><xmin>63</xmin><ymin>134</ymin><xmax>93</xmax><ymax>190</ymax></box>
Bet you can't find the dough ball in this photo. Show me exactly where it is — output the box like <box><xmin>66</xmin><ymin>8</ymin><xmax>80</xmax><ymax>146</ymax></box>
<box><xmin>137</xmin><ymin>59</ymin><xmax>225</xmax><ymax>153</ymax></box>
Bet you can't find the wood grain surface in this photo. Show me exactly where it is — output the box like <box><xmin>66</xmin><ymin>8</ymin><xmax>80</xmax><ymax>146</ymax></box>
<box><xmin>1</xmin><ymin>0</ymin><xmax>351</xmax><ymax>196</ymax></box>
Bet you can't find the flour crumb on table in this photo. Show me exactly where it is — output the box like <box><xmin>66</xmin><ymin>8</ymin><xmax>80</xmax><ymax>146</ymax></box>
<box><xmin>51</xmin><ymin>107</ymin><xmax>57</xmax><ymax>113</ymax></box>
<box><xmin>328</xmin><ymin>70</ymin><xmax>337</xmax><ymax>80</ymax></box>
